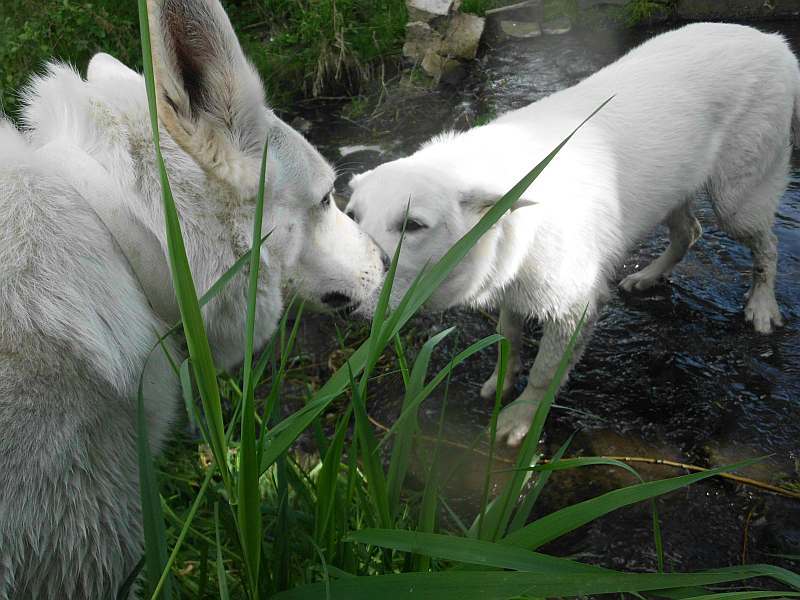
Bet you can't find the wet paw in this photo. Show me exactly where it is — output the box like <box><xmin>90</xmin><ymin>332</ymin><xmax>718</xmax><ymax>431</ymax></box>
<box><xmin>496</xmin><ymin>402</ymin><xmax>538</xmax><ymax>447</ymax></box>
<box><xmin>619</xmin><ymin>270</ymin><xmax>664</xmax><ymax>293</ymax></box>
<box><xmin>744</xmin><ymin>290</ymin><xmax>783</xmax><ymax>334</ymax></box>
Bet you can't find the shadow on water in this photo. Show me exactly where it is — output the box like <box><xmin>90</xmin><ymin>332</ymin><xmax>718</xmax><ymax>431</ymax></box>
<box><xmin>291</xmin><ymin>20</ymin><xmax>800</xmax><ymax>571</ymax></box>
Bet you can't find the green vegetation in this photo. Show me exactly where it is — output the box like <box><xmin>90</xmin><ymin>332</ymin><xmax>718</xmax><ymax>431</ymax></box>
<box><xmin>0</xmin><ymin>1</ymin><xmax>140</xmax><ymax>117</ymax></box>
<box><xmin>134</xmin><ymin>1</ymin><xmax>800</xmax><ymax>595</ymax></box>
<box><xmin>1</xmin><ymin>0</ymin><xmax>406</xmax><ymax>119</ymax></box>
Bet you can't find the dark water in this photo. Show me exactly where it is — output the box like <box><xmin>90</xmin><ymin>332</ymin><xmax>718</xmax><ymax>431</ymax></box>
<box><xmin>293</xmin><ymin>20</ymin><xmax>800</xmax><ymax>571</ymax></box>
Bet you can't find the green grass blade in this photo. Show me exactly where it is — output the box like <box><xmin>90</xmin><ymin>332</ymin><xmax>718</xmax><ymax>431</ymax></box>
<box><xmin>513</xmin><ymin>456</ymin><xmax>645</xmax><ymax>479</ymax></box>
<box><xmin>471</xmin><ymin>313</ymin><xmax>586</xmax><ymax>541</ymax></box>
<box><xmin>380</xmin><ymin>334</ymin><xmax>505</xmax><ymax>443</ymax></box>
<box><xmin>179</xmin><ymin>359</ymin><xmax>197</xmax><ymax>431</ymax></box>
<box><xmin>507</xmin><ymin>432</ymin><xmax>575</xmax><ymax>534</ymax></box>
<box><xmin>272</xmin><ymin>564</ymin><xmax>799</xmax><ymax>600</ymax></box>
<box><xmin>386</xmin><ymin>327</ymin><xmax>454</xmax><ymax>517</ymax></box>
<box><xmin>348</xmin><ymin>529</ymin><xmax>608</xmax><ymax>573</ymax></box>
<box><xmin>680</xmin><ymin>592</ymin><xmax>800</xmax><ymax>600</ymax></box>
<box><xmin>350</xmin><ymin>367</ymin><xmax>392</xmax><ymax>530</ymax></box>
<box><xmin>502</xmin><ymin>457</ymin><xmax>765</xmax><ymax>549</ymax></box>
<box><xmin>137</xmin><ymin>0</ymin><xmax>229</xmax><ymax>490</ymax></box>
<box><xmin>315</xmin><ymin>410</ymin><xmax>352</xmax><ymax>549</ymax></box>
<box><xmin>214</xmin><ymin>504</ymin><xmax>231</xmax><ymax>600</ymax></box>
<box><xmin>505</xmin><ymin>453</ymin><xmax>666</xmax><ymax>569</ymax></box>
<box><xmin>236</xmin><ymin>137</ymin><xmax>269</xmax><ymax>598</ymax></box>
<box><xmin>136</xmin><ymin>375</ymin><xmax>173</xmax><ymax>599</ymax></box>
<box><xmin>477</xmin><ymin>337</ymin><xmax>510</xmax><ymax>540</ymax></box>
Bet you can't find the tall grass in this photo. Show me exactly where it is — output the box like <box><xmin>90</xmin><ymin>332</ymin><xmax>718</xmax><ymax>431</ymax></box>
<box><xmin>134</xmin><ymin>1</ymin><xmax>799</xmax><ymax>598</ymax></box>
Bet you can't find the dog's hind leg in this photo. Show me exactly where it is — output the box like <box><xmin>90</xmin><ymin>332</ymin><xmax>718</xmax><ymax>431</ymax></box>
<box><xmin>480</xmin><ymin>305</ymin><xmax>524</xmax><ymax>400</ymax></box>
<box><xmin>619</xmin><ymin>200</ymin><xmax>702</xmax><ymax>292</ymax></box>
<box><xmin>710</xmin><ymin>148</ymin><xmax>787</xmax><ymax>334</ymax></box>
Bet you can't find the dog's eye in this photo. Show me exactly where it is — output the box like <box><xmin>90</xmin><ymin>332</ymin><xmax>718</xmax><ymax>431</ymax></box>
<box><xmin>404</xmin><ymin>218</ymin><xmax>428</xmax><ymax>232</ymax></box>
<box><xmin>345</xmin><ymin>209</ymin><xmax>359</xmax><ymax>223</ymax></box>
<box><xmin>320</xmin><ymin>193</ymin><xmax>332</xmax><ymax>207</ymax></box>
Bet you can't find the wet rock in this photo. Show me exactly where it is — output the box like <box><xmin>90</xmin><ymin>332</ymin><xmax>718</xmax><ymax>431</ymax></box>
<box><xmin>421</xmin><ymin>48</ymin><xmax>461</xmax><ymax>79</ymax></box>
<box><xmin>403</xmin><ymin>21</ymin><xmax>443</xmax><ymax>61</ymax></box>
<box><xmin>542</xmin><ymin>15</ymin><xmax>572</xmax><ymax>35</ymax></box>
<box><xmin>499</xmin><ymin>20</ymin><xmax>541</xmax><ymax>39</ymax></box>
<box><xmin>289</xmin><ymin>116</ymin><xmax>312</xmax><ymax>135</ymax></box>
<box><xmin>407</xmin><ymin>0</ymin><xmax>455</xmax><ymax>21</ymax></box>
<box><xmin>440</xmin><ymin>13</ymin><xmax>485</xmax><ymax>60</ymax></box>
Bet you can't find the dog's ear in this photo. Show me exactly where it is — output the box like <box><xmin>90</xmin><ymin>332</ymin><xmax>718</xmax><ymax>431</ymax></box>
<box><xmin>88</xmin><ymin>53</ymin><xmax>141</xmax><ymax>84</ymax></box>
<box><xmin>348</xmin><ymin>170</ymin><xmax>372</xmax><ymax>191</ymax></box>
<box><xmin>460</xmin><ymin>189</ymin><xmax>536</xmax><ymax>214</ymax></box>
<box><xmin>147</xmin><ymin>0</ymin><xmax>267</xmax><ymax>196</ymax></box>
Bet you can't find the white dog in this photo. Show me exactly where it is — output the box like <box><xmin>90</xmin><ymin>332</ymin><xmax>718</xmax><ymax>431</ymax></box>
<box><xmin>0</xmin><ymin>0</ymin><xmax>387</xmax><ymax>597</ymax></box>
<box><xmin>347</xmin><ymin>23</ymin><xmax>799</xmax><ymax>447</ymax></box>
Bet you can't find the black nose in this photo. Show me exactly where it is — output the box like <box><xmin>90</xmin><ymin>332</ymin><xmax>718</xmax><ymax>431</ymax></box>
<box><xmin>380</xmin><ymin>250</ymin><xmax>391</xmax><ymax>272</ymax></box>
<box><xmin>321</xmin><ymin>292</ymin><xmax>352</xmax><ymax>310</ymax></box>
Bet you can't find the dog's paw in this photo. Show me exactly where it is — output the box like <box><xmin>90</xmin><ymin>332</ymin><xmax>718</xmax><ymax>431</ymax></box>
<box><xmin>496</xmin><ymin>401</ymin><xmax>538</xmax><ymax>447</ymax></box>
<box><xmin>744</xmin><ymin>288</ymin><xmax>783</xmax><ymax>334</ymax></box>
<box><xmin>619</xmin><ymin>270</ymin><xmax>664</xmax><ymax>293</ymax></box>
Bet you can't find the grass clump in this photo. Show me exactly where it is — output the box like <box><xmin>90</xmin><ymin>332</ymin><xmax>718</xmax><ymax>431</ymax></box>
<box><xmin>0</xmin><ymin>0</ymin><xmax>406</xmax><ymax>118</ymax></box>
<box><xmin>0</xmin><ymin>0</ymin><xmax>140</xmax><ymax>117</ymax></box>
<box><xmin>225</xmin><ymin>0</ymin><xmax>407</xmax><ymax>107</ymax></box>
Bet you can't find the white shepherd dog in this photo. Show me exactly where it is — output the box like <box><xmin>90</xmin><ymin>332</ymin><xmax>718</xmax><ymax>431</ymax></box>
<box><xmin>347</xmin><ymin>23</ymin><xmax>799</xmax><ymax>446</ymax></box>
<box><xmin>0</xmin><ymin>0</ymin><xmax>387</xmax><ymax>597</ymax></box>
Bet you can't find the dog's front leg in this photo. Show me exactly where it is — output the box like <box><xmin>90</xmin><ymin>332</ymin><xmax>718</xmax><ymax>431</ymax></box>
<box><xmin>496</xmin><ymin>314</ymin><xmax>591</xmax><ymax>446</ymax></box>
<box><xmin>480</xmin><ymin>305</ymin><xmax>524</xmax><ymax>400</ymax></box>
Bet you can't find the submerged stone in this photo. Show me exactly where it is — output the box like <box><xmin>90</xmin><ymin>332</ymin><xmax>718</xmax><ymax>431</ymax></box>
<box><xmin>499</xmin><ymin>20</ymin><xmax>542</xmax><ymax>39</ymax></box>
<box><xmin>542</xmin><ymin>15</ymin><xmax>572</xmax><ymax>35</ymax></box>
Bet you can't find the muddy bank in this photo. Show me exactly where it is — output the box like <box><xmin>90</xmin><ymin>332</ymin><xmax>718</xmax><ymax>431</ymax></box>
<box><xmin>283</xmin><ymin>18</ymin><xmax>800</xmax><ymax>572</ymax></box>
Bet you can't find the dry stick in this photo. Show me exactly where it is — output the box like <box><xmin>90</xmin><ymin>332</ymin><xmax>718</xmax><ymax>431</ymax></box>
<box><xmin>366</xmin><ymin>414</ymin><xmax>800</xmax><ymax>501</ymax></box>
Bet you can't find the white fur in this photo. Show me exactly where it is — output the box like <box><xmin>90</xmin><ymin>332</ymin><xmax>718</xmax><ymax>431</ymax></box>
<box><xmin>0</xmin><ymin>0</ymin><xmax>386</xmax><ymax>597</ymax></box>
<box><xmin>347</xmin><ymin>23</ymin><xmax>799</xmax><ymax>446</ymax></box>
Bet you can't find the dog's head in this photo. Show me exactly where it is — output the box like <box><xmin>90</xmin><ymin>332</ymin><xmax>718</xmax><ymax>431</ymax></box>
<box><xmin>347</xmin><ymin>159</ymin><xmax>504</xmax><ymax>312</ymax></box>
<box><xmin>140</xmin><ymin>0</ymin><xmax>387</xmax><ymax>320</ymax></box>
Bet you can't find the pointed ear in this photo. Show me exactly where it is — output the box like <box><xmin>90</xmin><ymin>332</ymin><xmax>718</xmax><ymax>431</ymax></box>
<box><xmin>87</xmin><ymin>53</ymin><xmax>141</xmax><ymax>84</ymax></box>
<box><xmin>460</xmin><ymin>189</ymin><xmax>536</xmax><ymax>214</ymax></box>
<box><xmin>348</xmin><ymin>170</ymin><xmax>372</xmax><ymax>191</ymax></box>
<box><xmin>147</xmin><ymin>0</ymin><xmax>267</xmax><ymax>196</ymax></box>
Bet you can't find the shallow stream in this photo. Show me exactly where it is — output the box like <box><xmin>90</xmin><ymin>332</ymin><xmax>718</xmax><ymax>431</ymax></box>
<box><xmin>291</xmin><ymin>19</ymin><xmax>800</xmax><ymax>571</ymax></box>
